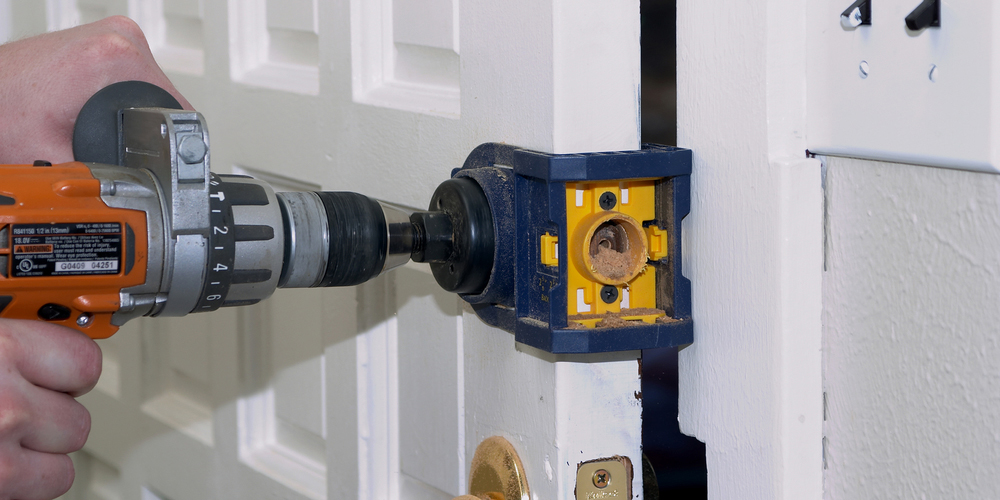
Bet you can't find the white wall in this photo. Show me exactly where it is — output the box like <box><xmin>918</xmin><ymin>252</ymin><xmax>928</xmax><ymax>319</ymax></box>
<box><xmin>823</xmin><ymin>156</ymin><xmax>1000</xmax><ymax>499</ymax></box>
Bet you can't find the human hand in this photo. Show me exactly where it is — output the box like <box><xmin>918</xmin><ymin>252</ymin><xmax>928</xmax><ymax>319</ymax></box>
<box><xmin>0</xmin><ymin>15</ymin><xmax>192</xmax><ymax>165</ymax></box>
<box><xmin>0</xmin><ymin>320</ymin><xmax>102</xmax><ymax>500</ymax></box>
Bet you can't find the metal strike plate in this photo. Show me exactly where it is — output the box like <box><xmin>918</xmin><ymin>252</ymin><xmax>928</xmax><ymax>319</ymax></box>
<box><xmin>576</xmin><ymin>456</ymin><xmax>633</xmax><ymax>500</ymax></box>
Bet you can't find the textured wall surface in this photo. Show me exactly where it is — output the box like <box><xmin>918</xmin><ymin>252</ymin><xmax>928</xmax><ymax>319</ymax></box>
<box><xmin>823</xmin><ymin>156</ymin><xmax>1000</xmax><ymax>499</ymax></box>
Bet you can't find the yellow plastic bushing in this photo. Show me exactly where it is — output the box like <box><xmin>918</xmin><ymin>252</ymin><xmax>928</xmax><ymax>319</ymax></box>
<box><xmin>570</xmin><ymin>211</ymin><xmax>649</xmax><ymax>286</ymax></box>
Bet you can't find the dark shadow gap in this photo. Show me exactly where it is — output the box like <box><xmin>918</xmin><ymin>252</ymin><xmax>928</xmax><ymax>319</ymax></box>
<box><xmin>640</xmin><ymin>0</ymin><xmax>706</xmax><ymax>498</ymax></box>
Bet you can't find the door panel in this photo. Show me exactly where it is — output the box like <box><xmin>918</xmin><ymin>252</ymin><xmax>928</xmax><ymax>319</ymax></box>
<box><xmin>354</xmin><ymin>270</ymin><xmax>464</xmax><ymax>500</ymax></box>
<box><xmin>4</xmin><ymin>0</ymin><xmax>645</xmax><ymax>498</ymax></box>
<box><xmin>141</xmin><ymin>314</ymin><xmax>216</xmax><ymax>446</ymax></box>
<box><xmin>238</xmin><ymin>289</ymin><xmax>328</xmax><ymax>500</ymax></box>
<box><xmin>229</xmin><ymin>0</ymin><xmax>319</xmax><ymax>94</ymax></box>
<box><xmin>395</xmin><ymin>267</ymin><xmax>463</xmax><ymax>497</ymax></box>
<box><xmin>352</xmin><ymin>0</ymin><xmax>460</xmax><ymax>117</ymax></box>
<box><xmin>133</xmin><ymin>0</ymin><xmax>206</xmax><ymax>75</ymax></box>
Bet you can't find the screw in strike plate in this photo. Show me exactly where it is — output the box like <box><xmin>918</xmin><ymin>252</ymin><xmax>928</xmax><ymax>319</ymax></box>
<box><xmin>76</xmin><ymin>313</ymin><xmax>92</xmax><ymax>327</ymax></box>
<box><xmin>593</xmin><ymin>469</ymin><xmax>611</xmax><ymax>488</ymax></box>
<box><xmin>859</xmin><ymin>60</ymin><xmax>870</xmax><ymax>79</ymax></box>
<box><xmin>600</xmin><ymin>285</ymin><xmax>619</xmax><ymax>304</ymax></box>
<box><xmin>599</xmin><ymin>191</ymin><xmax>617</xmax><ymax>210</ymax></box>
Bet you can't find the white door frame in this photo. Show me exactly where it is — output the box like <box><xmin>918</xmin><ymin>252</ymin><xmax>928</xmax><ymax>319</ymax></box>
<box><xmin>677</xmin><ymin>0</ymin><xmax>825</xmax><ymax>498</ymax></box>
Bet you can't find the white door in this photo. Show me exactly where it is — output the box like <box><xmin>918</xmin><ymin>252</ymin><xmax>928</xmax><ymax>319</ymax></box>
<box><xmin>5</xmin><ymin>1</ymin><xmax>644</xmax><ymax>498</ymax></box>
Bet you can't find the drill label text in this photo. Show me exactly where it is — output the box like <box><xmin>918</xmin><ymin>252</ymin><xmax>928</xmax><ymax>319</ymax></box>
<box><xmin>11</xmin><ymin>223</ymin><xmax>122</xmax><ymax>277</ymax></box>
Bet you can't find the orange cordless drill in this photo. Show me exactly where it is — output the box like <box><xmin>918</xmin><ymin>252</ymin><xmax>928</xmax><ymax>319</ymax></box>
<box><xmin>0</xmin><ymin>82</ymin><xmax>493</xmax><ymax>338</ymax></box>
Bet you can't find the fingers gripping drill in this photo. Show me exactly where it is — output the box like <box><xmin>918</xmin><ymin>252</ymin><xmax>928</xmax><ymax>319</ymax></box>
<box><xmin>0</xmin><ymin>82</ymin><xmax>493</xmax><ymax>337</ymax></box>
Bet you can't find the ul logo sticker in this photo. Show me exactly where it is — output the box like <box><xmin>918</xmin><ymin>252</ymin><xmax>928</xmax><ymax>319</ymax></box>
<box><xmin>17</xmin><ymin>260</ymin><xmax>32</xmax><ymax>273</ymax></box>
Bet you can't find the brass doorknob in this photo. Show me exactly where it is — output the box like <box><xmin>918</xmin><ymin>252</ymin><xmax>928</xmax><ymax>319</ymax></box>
<box><xmin>453</xmin><ymin>436</ymin><xmax>529</xmax><ymax>500</ymax></box>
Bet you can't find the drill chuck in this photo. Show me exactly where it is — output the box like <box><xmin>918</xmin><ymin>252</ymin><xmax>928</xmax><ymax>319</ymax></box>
<box><xmin>276</xmin><ymin>191</ymin><xmax>416</xmax><ymax>288</ymax></box>
<box><xmin>276</xmin><ymin>180</ymin><xmax>494</xmax><ymax>294</ymax></box>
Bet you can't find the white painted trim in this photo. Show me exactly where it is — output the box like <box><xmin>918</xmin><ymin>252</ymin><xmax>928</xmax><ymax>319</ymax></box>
<box><xmin>677</xmin><ymin>0</ymin><xmax>824</xmax><ymax>497</ymax></box>
<box><xmin>551</xmin><ymin>0</ymin><xmax>639</xmax><ymax>153</ymax></box>
<box><xmin>356</xmin><ymin>281</ymin><xmax>400</xmax><ymax>500</ymax></box>
<box><xmin>454</xmin><ymin>311</ymin><xmax>467</xmax><ymax>495</ymax></box>
<box><xmin>777</xmin><ymin>157</ymin><xmax>823</xmax><ymax>499</ymax></box>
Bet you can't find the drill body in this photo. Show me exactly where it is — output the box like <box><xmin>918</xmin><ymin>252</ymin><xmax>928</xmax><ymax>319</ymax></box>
<box><xmin>0</xmin><ymin>107</ymin><xmax>420</xmax><ymax>338</ymax></box>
